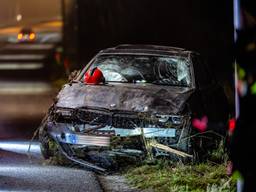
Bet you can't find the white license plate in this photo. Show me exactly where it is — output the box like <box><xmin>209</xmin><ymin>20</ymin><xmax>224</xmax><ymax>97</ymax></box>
<box><xmin>99</xmin><ymin>127</ymin><xmax>176</xmax><ymax>138</ymax></box>
<box><xmin>63</xmin><ymin>133</ymin><xmax>110</xmax><ymax>147</ymax></box>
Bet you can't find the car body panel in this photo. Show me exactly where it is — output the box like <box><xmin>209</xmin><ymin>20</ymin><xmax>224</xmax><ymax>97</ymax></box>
<box><xmin>56</xmin><ymin>82</ymin><xmax>194</xmax><ymax>115</ymax></box>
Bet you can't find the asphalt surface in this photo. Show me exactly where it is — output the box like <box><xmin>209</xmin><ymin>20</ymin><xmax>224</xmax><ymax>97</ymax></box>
<box><xmin>0</xmin><ymin>165</ymin><xmax>102</xmax><ymax>192</ymax></box>
<box><xmin>0</xmin><ymin>140</ymin><xmax>103</xmax><ymax>192</ymax></box>
<box><xmin>0</xmin><ymin>22</ymin><xmax>104</xmax><ymax>192</ymax></box>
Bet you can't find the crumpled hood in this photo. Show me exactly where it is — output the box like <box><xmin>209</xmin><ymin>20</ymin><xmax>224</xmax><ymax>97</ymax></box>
<box><xmin>56</xmin><ymin>82</ymin><xmax>194</xmax><ymax>114</ymax></box>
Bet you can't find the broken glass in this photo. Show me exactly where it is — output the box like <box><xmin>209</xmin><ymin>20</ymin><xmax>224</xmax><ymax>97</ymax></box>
<box><xmin>88</xmin><ymin>55</ymin><xmax>192</xmax><ymax>87</ymax></box>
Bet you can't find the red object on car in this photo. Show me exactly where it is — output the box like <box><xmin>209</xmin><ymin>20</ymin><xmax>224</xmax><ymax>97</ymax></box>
<box><xmin>84</xmin><ymin>67</ymin><xmax>105</xmax><ymax>85</ymax></box>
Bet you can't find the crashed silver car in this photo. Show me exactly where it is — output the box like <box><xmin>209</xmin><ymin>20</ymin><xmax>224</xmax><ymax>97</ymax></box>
<box><xmin>39</xmin><ymin>45</ymin><xmax>229</xmax><ymax>172</ymax></box>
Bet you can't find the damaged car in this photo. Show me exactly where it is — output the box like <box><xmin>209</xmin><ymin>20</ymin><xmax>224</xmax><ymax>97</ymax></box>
<box><xmin>39</xmin><ymin>44</ymin><xmax>230</xmax><ymax>173</ymax></box>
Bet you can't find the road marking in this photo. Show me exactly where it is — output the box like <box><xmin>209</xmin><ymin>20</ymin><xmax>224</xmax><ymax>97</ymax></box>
<box><xmin>4</xmin><ymin>43</ymin><xmax>55</xmax><ymax>50</ymax></box>
<box><xmin>0</xmin><ymin>54</ymin><xmax>46</xmax><ymax>60</ymax></box>
<box><xmin>0</xmin><ymin>82</ymin><xmax>52</xmax><ymax>94</ymax></box>
<box><xmin>0</xmin><ymin>63</ymin><xmax>43</xmax><ymax>70</ymax></box>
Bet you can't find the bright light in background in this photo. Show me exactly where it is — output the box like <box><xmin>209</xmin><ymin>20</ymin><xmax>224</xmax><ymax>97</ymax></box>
<box><xmin>234</xmin><ymin>0</ymin><xmax>241</xmax><ymax>119</ymax></box>
<box><xmin>17</xmin><ymin>33</ymin><xmax>23</xmax><ymax>40</ymax></box>
<box><xmin>16</xmin><ymin>14</ymin><xmax>22</xmax><ymax>22</ymax></box>
<box><xmin>0</xmin><ymin>141</ymin><xmax>42</xmax><ymax>157</ymax></box>
<box><xmin>29</xmin><ymin>32</ymin><xmax>36</xmax><ymax>40</ymax></box>
<box><xmin>0</xmin><ymin>81</ymin><xmax>51</xmax><ymax>94</ymax></box>
<box><xmin>234</xmin><ymin>0</ymin><xmax>242</xmax><ymax>39</ymax></box>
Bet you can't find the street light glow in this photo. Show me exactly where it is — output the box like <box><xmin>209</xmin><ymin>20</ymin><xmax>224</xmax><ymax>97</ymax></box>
<box><xmin>16</xmin><ymin>14</ymin><xmax>22</xmax><ymax>21</ymax></box>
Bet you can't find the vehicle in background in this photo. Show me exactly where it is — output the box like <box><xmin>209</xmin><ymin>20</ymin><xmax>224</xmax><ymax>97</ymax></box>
<box><xmin>39</xmin><ymin>44</ymin><xmax>230</xmax><ymax>173</ymax></box>
<box><xmin>17</xmin><ymin>27</ymin><xmax>36</xmax><ymax>43</ymax></box>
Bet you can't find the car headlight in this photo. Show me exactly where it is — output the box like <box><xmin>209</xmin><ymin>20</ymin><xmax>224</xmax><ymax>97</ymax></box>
<box><xmin>155</xmin><ymin>114</ymin><xmax>183</xmax><ymax>125</ymax></box>
<box><xmin>170</xmin><ymin>115</ymin><xmax>183</xmax><ymax>125</ymax></box>
<box><xmin>55</xmin><ymin>108</ymin><xmax>73</xmax><ymax>117</ymax></box>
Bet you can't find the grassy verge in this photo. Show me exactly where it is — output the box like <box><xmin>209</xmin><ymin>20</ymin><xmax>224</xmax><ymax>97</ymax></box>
<box><xmin>126</xmin><ymin>161</ymin><xmax>235</xmax><ymax>192</ymax></box>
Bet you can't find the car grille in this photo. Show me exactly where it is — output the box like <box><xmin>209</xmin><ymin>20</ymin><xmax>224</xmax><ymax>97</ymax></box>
<box><xmin>55</xmin><ymin>109</ymin><xmax>184</xmax><ymax>146</ymax></box>
<box><xmin>75</xmin><ymin>110</ymin><xmax>152</xmax><ymax>128</ymax></box>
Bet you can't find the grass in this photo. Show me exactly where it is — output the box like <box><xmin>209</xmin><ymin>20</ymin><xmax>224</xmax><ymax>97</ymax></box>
<box><xmin>126</xmin><ymin>138</ymin><xmax>235</xmax><ymax>192</ymax></box>
<box><xmin>126</xmin><ymin>161</ymin><xmax>235</xmax><ymax>192</ymax></box>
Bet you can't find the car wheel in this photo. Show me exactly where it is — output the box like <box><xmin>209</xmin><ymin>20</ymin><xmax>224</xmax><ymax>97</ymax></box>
<box><xmin>39</xmin><ymin>127</ymin><xmax>53</xmax><ymax>159</ymax></box>
<box><xmin>39</xmin><ymin>125</ymin><xmax>71</xmax><ymax>165</ymax></box>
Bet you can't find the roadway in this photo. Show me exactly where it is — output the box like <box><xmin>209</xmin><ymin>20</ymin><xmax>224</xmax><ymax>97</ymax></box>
<box><xmin>0</xmin><ymin>21</ymin><xmax>105</xmax><ymax>192</ymax></box>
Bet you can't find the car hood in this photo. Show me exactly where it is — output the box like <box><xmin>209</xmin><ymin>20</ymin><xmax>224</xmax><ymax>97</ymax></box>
<box><xmin>56</xmin><ymin>82</ymin><xmax>194</xmax><ymax>114</ymax></box>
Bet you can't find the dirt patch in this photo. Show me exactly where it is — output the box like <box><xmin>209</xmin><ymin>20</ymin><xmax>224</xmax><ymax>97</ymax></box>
<box><xmin>98</xmin><ymin>175</ymin><xmax>140</xmax><ymax>192</ymax></box>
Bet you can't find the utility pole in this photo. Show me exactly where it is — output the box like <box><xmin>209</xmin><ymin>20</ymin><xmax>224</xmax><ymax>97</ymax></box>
<box><xmin>234</xmin><ymin>0</ymin><xmax>241</xmax><ymax>119</ymax></box>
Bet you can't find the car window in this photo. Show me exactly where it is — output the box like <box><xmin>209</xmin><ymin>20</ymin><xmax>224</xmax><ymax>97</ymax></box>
<box><xmin>86</xmin><ymin>55</ymin><xmax>192</xmax><ymax>87</ymax></box>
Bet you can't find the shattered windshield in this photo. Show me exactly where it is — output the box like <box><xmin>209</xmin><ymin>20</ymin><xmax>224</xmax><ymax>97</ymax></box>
<box><xmin>88</xmin><ymin>54</ymin><xmax>192</xmax><ymax>87</ymax></box>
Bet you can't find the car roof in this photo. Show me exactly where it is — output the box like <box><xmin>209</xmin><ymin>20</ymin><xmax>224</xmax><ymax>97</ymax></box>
<box><xmin>99</xmin><ymin>44</ymin><xmax>198</xmax><ymax>57</ymax></box>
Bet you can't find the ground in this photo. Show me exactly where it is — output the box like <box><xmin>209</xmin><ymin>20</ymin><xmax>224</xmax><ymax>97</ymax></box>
<box><xmin>125</xmin><ymin>161</ymin><xmax>235</xmax><ymax>192</ymax></box>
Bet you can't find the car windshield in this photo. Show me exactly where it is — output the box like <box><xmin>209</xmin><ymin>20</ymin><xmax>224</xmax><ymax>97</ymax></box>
<box><xmin>87</xmin><ymin>54</ymin><xmax>192</xmax><ymax>87</ymax></box>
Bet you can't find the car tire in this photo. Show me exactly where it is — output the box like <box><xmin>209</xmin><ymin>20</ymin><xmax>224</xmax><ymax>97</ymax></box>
<box><xmin>39</xmin><ymin>123</ymin><xmax>72</xmax><ymax>165</ymax></box>
<box><xmin>39</xmin><ymin>126</ymin><xmax>53</xmax><ymax>159</ymax></box>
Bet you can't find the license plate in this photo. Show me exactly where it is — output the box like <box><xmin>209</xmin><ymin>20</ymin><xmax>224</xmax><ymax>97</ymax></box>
<box><xmin>64</xmin><ymin>133</ymin><xmax>110</xmax><ymax>147</ymax></box>
<box><xmin>99</xmin><ymin>127</ymin><xmax>176</xmax><ymax>138</ymax></box>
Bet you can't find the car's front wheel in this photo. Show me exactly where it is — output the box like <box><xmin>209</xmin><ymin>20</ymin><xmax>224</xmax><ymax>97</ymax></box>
<box><xmin>39</xmin><ymin>125</ymin><xmax>54</xmax><ymax>159</ymax></box>
<box><xmin>39</xmin><ymin>123</ymin><xmax>71</xmax><ymax>165</ymax></box>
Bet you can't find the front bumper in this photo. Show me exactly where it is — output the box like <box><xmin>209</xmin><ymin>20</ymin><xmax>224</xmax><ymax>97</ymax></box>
<box><xmin>43</xmin><ymin>112</ymin><xmax>192</xmax><ymax>172</ymax></box>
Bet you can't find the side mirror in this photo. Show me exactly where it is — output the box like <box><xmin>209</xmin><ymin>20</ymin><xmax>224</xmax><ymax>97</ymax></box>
<box><xmin>68</xmin><ymin>70</ymin><xmax>80</xmax><ymax>82</ymax></box>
